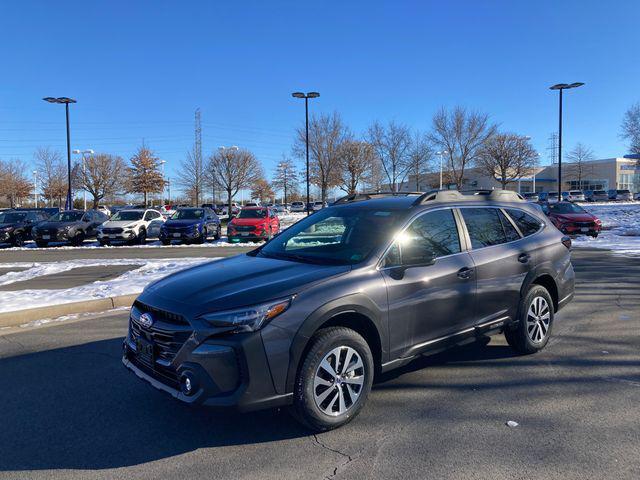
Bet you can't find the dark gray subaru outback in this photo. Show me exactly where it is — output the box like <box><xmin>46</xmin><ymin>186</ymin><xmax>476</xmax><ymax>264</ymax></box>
<box><xmin>123</xmin><ymin>190</ymin><xmax>574</xmax><ymax>430</ymax></box>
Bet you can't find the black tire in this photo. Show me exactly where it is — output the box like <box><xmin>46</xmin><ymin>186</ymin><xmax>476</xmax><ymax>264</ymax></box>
<box><xmin>12</xmin><ymin>233</ymin><xmax>24</xmax><ymax>248</ymax></box>
<box><xmin>35</xmin><ymin>240</ymin><xmax>48</xmax><ymax>248</ymax></box>
<box><xmin>98</xmin><ymin>240</ymin><xmax>110</xmax><ymax>247</ymax></box>
<box><xmin>137</xmin><ymin>229</ymin><xmax>147</xmax><ymax>245</ymax></box>
<box><xmin>161</xmin><ymin>239</ymin><xmax>171</xmax><ymax>246</ymax></box>
<box><xmin>195</xmin><ymin>229</ymin><xmax>206</xmax><ymax>244</ymax></box>
<box><xmin>291</xmin><ymin>327</ymin><xmax>374</xmax><ymax>432</ymax></box>
<box><xmin>505</xmin><ymin>285</ymin><xmax>554</xmax><ymax>354</ymax></box>
<box><xmin>214</xmin><ymin>225</ymin><xmax>221</xmax><ymax>240</ymax></box>
<box><xmin>72</xmin><ymin>231</ymin><xmax>85</xmax><ymax>247</ymax></box>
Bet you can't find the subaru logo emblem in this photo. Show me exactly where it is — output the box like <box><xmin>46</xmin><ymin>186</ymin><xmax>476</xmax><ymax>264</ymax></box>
<box><xmin>139</xmin><ymin>312</ymin><xmax>154</xmax><ymax>329</ymax></box>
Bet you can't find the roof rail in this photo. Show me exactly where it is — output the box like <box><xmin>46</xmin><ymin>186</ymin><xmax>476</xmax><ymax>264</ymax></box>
<box><xmin>487</xmin><ymin>190</ymin><xmax>525</xmax><ymax>201</ymax></box>
<box><xmin>333</xmin><ymin>191</ymin><xmax>422</xmax><ymax>205</ymax></box>
<box><xmin>412</xmin><ymin>189</ymin><xmax>466</xmax><ymax>205</ymax></box>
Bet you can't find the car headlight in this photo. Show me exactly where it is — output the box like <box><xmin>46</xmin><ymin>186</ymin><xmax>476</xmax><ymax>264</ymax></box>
<box><xmin>200</xmin><ymin>297</ymin><xmax>293</xmax><ymax>332</ymax></box>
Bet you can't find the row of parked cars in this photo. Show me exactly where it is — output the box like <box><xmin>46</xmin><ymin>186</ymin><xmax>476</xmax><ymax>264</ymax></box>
<box><xmin>523</xmin><ymin>189</ymin><xmax>637</xmax><ymax>203</ymax></box>
<box><xmin>0</xmin><ymin>204</ymin><xmax>285</xmax><ymax>248</ymax></box>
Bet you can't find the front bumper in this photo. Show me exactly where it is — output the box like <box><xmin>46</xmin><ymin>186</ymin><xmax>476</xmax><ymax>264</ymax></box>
<box><xmin>33</xmin><ymin>231</ymin><xmax>70</xmax><ymax>242</ymax></box>
<box><xmin>98</xmin><ymin>231</ymin><xmax>137</xmax><ymax>242</ymax></box>
<box><xmin>228</xmin><ymin>233</ymin><xmax>267</xmax><ymax>242</ymax></box>
<box><xmin>159</xmin><ymin>229</ymin><xmax>202</xmax><ymax>242</ymax></box>
<box><xmin>558</xmin><ymin>224</ymin><xmax>601</xmax><ymax>236</ymax></box>
<box><xmin>122</xmin><ymin>315</ymin><xmax>291</xmax><ymax>411</ymax></box>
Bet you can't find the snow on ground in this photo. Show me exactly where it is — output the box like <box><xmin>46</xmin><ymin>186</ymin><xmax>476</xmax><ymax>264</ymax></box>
<box><xmin>0</xmin><ymin>257</ymin><xmax>216</xmax><ymax>313</ymax></box>
<box><xmin>572</xmin><ymin>202</ymin><xmax>640</xmax><ymax>255</ymax></box>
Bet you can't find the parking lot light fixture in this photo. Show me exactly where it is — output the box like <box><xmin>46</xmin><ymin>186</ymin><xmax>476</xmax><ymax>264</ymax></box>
<box><xmin>291</xmin><ymin>91</ymin><xmax>320</xmax><ymax>215</ymax></box>
<box><xmin>43</xmin><ymin>96</ymin><xmax>77</xmax><ymax>210</ymax></box>
<box><xmin>549</xmin><ymin>82</ymin><xmax>584</xmax><ymax>199</ymax></box>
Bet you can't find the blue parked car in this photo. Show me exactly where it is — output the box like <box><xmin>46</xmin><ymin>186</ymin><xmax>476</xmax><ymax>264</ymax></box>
<box><xmin>159</xmin><ymin>207</ymin><xmax>221</xmax><ymax>245</ymax></box>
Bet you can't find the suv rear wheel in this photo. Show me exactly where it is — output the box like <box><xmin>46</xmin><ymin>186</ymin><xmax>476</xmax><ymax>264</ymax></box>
<box><xmin>505</xmin><ymin>285</ymin><xmax>554</xmax><ymax>354</ymax></box>
<box><xmin>292</xmin><ymin>327</ymin><xmax>373</xmax><ymax>431</ymax></box>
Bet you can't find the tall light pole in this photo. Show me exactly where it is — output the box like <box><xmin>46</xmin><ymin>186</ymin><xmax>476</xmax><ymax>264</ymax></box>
<box><xmin>33</xmin><ymin>170</ymin><xmax>38</xmax><ymax>208</ymax></box>
<box><xmin>292</xmin><ymin>91</ymin><xmax>320</xmax><ymax>215</ymax></box>
<box><xmin>549</xmin><ymin>82</ymin><xmax>584</xmax><ymax>199</ymax></box>
<box><xmin>43</xmin><ymin>97</ymin><xmax>76</xmax><ymax>210</ymax></box>
<box><xmin>73</xmin><ymin>149</ymin><xmax>94</xmax><ymax>210</ymax></box>
<box><xmin>436</xmin><ymin>150</ymin><xmax>448</xmax><ymax>190</ymax></box>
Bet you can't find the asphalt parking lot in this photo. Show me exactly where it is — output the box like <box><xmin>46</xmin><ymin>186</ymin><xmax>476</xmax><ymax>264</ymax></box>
<box><xmin>0</xmin><ymin>248</ymin><xmax>638</xmax><ymax>480</ymax></box>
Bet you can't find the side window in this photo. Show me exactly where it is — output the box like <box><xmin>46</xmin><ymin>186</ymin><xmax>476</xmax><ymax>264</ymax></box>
<box><xmin>505</xmin><ymin>209</ymin><xmax>543</xmax><ymax>237</ymax></box>
<box><xmin>461</xmin><ymin>208</ymin><xmax>508</xmax><ymax>249</ymax></box>
<box><xmin>498</xmin><ymin>210</ymin><xmax>520</xmax><ymax>242</ymax></box>
<box><xmin>399</xmin><ymin>209</ymin><xmax>461</xmax><ymax>265</ymax></box>
<box><xmin>143</xmin><ymin>211</ymin><xmax>152</xmax><ymax>221</ymax></box>
<box><xmin>383</xmin><ymin>243</ymin><xmax>401</xmax><ymax>267</ymax></box>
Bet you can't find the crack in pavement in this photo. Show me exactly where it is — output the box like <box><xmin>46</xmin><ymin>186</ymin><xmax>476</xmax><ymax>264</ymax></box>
<box><xmin>312</xmin><ymin>434</ymin><xmax>355</xmax><ymax>479</ymax></box>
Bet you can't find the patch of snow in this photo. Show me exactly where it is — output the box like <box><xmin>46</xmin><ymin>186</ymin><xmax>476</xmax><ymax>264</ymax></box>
<box><xmin>572</xmin><ymin>203</ymin><xmax>640</xmax><ymax>255</ymax></box>
<box><xmin>0</xmin><ymin>257</ymin><xmax>216</xmax><ymax>313</ymax></box>
<box><xmin>18</xmin><ymin>306</ymin><xmax>131</xmax><ymax>329</ymax></box>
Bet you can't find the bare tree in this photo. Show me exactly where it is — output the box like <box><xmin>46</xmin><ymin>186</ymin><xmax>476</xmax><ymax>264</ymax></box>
<box><xmin>251</xmin><ymin>178</ymin><xmax>275</xmax><ymax>203</ymax></box>
<box><xmin>565</xmin><ymin>143</ymin><xmax>595</xmax><ymax>189</ymax></box>
<box><xmin>477</xmin><ymin>133</ymin><xmax>538</xmax><ymax>189</ymax></box>
<box><xmin>0</xmin><ymin>159</ymin><xmax>32</xmax><ymax>208</ymax></box>
<box><xmin>429</xmin><ymin>107</ymin><xmax>497</xmax><ymax>188</ymax></box>
<box><xmin>272</xmin><ymin>157</ymin><xmax>298</xmax><ymax>204</ymax></box>
<box><xmin>208</xmin><ymin>148</ymin><xmax>262</xmax><ymax>216</ymax></box>
<box><xmin>621</xmin><ymin>103</ymin><xmax>640</xmax><ymax>156</ymax></box>
<box><xmin>76</xmin><ymin>153</ymin><xmax>127</xmax><ymax>209</ymax></box>
<box><xmin>408</xmin><ymin>132</ymin><xmax>434</xmax><ymax>191</ymax></box>
<box><xmin>34</xmin><ymin>147</ymin><xmax>67</xmax><ymax>206</ymax></box>
<box><xmin>294</xmin><ymin>112</ymin><xmax>348</xmax><ymax>202</ymax></box>
<box><xmin>126</xmin><ymin>145</ymin><xmax>165</xmax><ymax>206</ymax></box>
<box><xmin>363</xmin><ymin>155</ymin><xmax>385</xmax><ymax>193</ymax></box>
<box><xmin>336</xmin><ymin>140</ymin><xmax>375</xmax><ymax>194</ymax></box>
<box><xmin>366</xmin><ymin>121</ymin><xmax>412</xmax><ymax>192</ymax></box>
<box><xmin>177</xmin><ymin>148</ymin><xmax>205</xmax><ymax>206</ymax></box>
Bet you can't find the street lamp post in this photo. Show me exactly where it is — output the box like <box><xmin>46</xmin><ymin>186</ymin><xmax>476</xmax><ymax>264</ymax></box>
<box><xmin>43</xmin><ymin>97</ymin><xmax>76</xmax><ymax>210</ymax></box>
<box><xmin>436</xmin><ymin>150</ymin><xmax>448</xmax><ymax>190</ymax></box>
<box><xmin>549</xmin><ymin>83</ymin><xmax>584</xmax><ymax>199</ymax></box>
<box><xmin>292</xmin><ymin>91</ymin><xmax>320</xmax><ymax>215</ymax></box>
<box><xmin>73</xmin><ymin>149</ymin><xmax>94</xmax><ymax>210</ymax></box>
<box><xmin>33</xmin><ymin>170</ymin><xmax>38</xmax><ymax>208</ymax></box>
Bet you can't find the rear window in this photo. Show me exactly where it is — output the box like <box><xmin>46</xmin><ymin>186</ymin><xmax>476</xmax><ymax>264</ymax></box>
<box><xmin>617</xmin><ymin>190</ymin><xmax>630</xmax><ymax>194</ymax></box>
<box><xmin>505</xmin><ymin>209</ymin><xmax>543</xmax><ymax>237</ymax></box>
<box><xmin>461</xmin><ymin>208</ymin><xmax>517</xmax><ymax>249</ymax></box>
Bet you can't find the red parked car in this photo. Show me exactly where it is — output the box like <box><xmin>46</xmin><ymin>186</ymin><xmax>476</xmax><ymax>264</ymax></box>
<box><xmin>542</xmin><ymin>201</ymin><xmax>602</xmax><ymax>237</ymax></box>
<box><xmin>227</xmin><ymin>207</ymin><xmax>280</xmax><ymax>242</ymax></box>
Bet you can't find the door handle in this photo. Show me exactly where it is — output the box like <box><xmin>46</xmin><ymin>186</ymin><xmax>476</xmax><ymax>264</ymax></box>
<box><xmin>457</xmin><ymin>267</ymin><xmax>474</xmax><ymax>280</ymax></box>
<box><xmin>518</xmin><ymin>253</ymin><xmax>530</xmax><ymax>264</ymax></box>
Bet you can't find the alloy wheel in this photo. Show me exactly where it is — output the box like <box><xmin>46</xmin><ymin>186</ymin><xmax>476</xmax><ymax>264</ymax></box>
<box><xmin>313</xmin><ymin>346</ymin><xmax>365</xmax><ymax>416</ymax></box>
<box><xmin>526</xmin><ymin>296</ymin><xmax>550</xmax><ymax>343</ymax></box>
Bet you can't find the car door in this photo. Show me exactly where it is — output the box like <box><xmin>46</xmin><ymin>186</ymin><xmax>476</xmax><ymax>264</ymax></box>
<box><xmin>458</xmin><ymin>206</ymin><xmax>533</xmax><ymax>326</ymax></box>
<box><xmin>380</xmin><ymin>208</ymin><xmax>476</xmax><ymax>358</ymax></box>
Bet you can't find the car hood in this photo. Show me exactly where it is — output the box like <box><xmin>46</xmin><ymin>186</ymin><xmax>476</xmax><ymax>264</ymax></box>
<box><xmin>229</xmin><ymin>217</ymin><xmax>267</xmax><ymax>226</ymax></box>
<box><xmin>552</xmin><ymin>213</ymin><xmax>596</xmax><ymax>222</ymax></box>
<box><xmin>37</xmin><ymin>221</ymin><xmax>81</xmax><ymax>229</ymax></box>
<box><xmin>103</xmin><ymin>220</ymin><xmax>141</xmax><ymax>228</ymax></box>
<box><xmin>164</xmin><ymin>219</ymin><xmax>202</xmax><ymax>227</ymax></box>
<box><xmin>140</xmin><ymin>254</ymin><xmax>351</xmax><ymax>314</ymax></box>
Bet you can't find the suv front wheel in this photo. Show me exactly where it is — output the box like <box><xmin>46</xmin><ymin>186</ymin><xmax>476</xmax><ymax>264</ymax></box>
<box><xmin>505</xmin><ymin>285</ymin><xmax>554</xmax><ymax>354</ymax></box>
<box><xmin>292</xmin><ymin>327</ymin><xmax>373</xmax><ymax>431</ymax></box>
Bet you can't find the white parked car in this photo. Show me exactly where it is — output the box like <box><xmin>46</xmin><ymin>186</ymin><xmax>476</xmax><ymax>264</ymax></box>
<box><xmin>97</xmin><ymin>205</ymin><xmax>111</xmax><ymax>217</ymax></box>
<box><xmin>290</xmin><ymin>201</ymin><xmax>305</xmax><ymax>213</ymax></box>
<box><xmin>312</xmin><ymin>201</ymin><xmax>327</xmax><ymax>211</ymax></box>
<box><xmin>97</xmin><ymin>208</ymin><xmax>164</xmax><ymax>245</ymax></box>
<box><xmin>608</xmin><ymin>189</ymin><xmax>633</xmax><ymax>201</ymax></box>
<box><xmin>565</xmin><ymin>190</ymin><xmax>585</xmax><ymax>202</ymax></box>
<box><xmin>221</xmin><ymin>203</ymin><xmax>240</xmax><ymax>216</ymax></box>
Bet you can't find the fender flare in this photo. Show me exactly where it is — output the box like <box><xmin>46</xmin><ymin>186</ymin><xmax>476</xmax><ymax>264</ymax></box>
<box><xmin>284</xmin><ymin>293</ymin><xmax>387</xmax><ymax>393</ymax></box>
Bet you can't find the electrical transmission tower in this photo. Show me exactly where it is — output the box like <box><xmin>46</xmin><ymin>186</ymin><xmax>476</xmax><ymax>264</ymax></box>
<box><xmin>194</xmin><ymin>108</ymin><xmax>203</xmax><ymax>204</ymax></box>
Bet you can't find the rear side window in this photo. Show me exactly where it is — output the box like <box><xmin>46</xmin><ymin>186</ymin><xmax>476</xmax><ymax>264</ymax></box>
<box><xmin>461</xmin><ymin>208</ymin><xmax>511</xmax><ymax>249</ymax></box>
<box><xmin>499</xmin><ymin>210</ymin><xmax>521</xmax><ymax>242</ymax></box>
<box><xmin>505</xmin><ymin>209</ymin><xmax>543</xmax><ymax>237</ymax></box>
<box><xmin>401</xmin><ymin>209</ymin><xmax>461</xmax><ymax>262</ymax></box>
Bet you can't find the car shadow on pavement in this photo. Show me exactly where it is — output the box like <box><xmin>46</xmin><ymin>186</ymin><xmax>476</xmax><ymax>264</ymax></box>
<box><xmin>0</xmin><ymin>337</ymin><xmax>308</xmax><ymax>471</ymax></box>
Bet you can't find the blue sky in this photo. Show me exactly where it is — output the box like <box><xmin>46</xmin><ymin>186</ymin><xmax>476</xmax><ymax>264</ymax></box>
<box><xmin>1</xmin><ymin>0</ymin><xmax>639</xmax><ymax>191</ymax></box>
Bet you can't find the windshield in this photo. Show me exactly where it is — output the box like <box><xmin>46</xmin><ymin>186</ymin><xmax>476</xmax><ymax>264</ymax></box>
<box><xmin>548</xmin><ymin>203</ymin><xmax>586</xmax><ymax>214</ymax></box>
<box><xmin>238</xmin><ymin>209</ymin><xmax>267</xmax><ymax>219</ymax></box>
<box><xmin>0</xmin><ymin>212</ymin><xmax>27</xmax><ymax>223</ymax></box>
<box><xmin>617</xmin><ymin>190</ymin><xmax>630</xmax><ymax>194</ymax></box>
<box><xmin>50</xmin><ymin>211</ymin><xmax>84</xmax><ymax>222</ymax></box>
<box><xmin>171</xmin><ymin>209</ymin><xmax>204</xmax><ymax>220</ymax></box>
<box><xmin>259</xmin><ymin>206</ymin><xmax>404</xmax><ymax>265</ymax></box>
<box><xmin>111</xmin><ymin>210</ymin><xmax>144</xmax><ymax>221</ymax></box>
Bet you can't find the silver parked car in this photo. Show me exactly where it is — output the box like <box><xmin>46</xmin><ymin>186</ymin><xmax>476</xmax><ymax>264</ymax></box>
<box><xmin>565</xmin><ymin>190</ymin><xmax>585</xmax><ymax>202</ymax></box>
<box><xmin>585</xmin><ymin>190</ymin><xmax>609</xmax><ymax>202</ymax></box>
<box><xmin>608</xmin><ymin>189</ymin><xmax>633</xmax><ymax>201</ymax></box>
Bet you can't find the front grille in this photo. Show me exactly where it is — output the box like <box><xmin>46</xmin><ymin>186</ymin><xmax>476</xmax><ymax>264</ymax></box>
<box><xmin>102</xmin><ymin>227</ymin><xmax>123</xmax><ymax>234</ymax></box>
<box><xmin>129</xmin><ymin>319</ymin><xmax>192</xmax><ymax>363</ymax></box>
<box><xmin>234</xmin><ymin>225</ymin><xmax>255</xmax><ymax>232</ymax></box>
<box><xmin>134</xmin><ymin>301</ymin><xmax>190</xmax><ymax>326</ymax></box>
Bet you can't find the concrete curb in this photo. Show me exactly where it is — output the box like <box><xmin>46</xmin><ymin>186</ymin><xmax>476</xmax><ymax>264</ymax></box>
<box><xmin>0</xmin><ymin>294</ymin><xmax>137</xmax><ymax>328</ymax></box>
